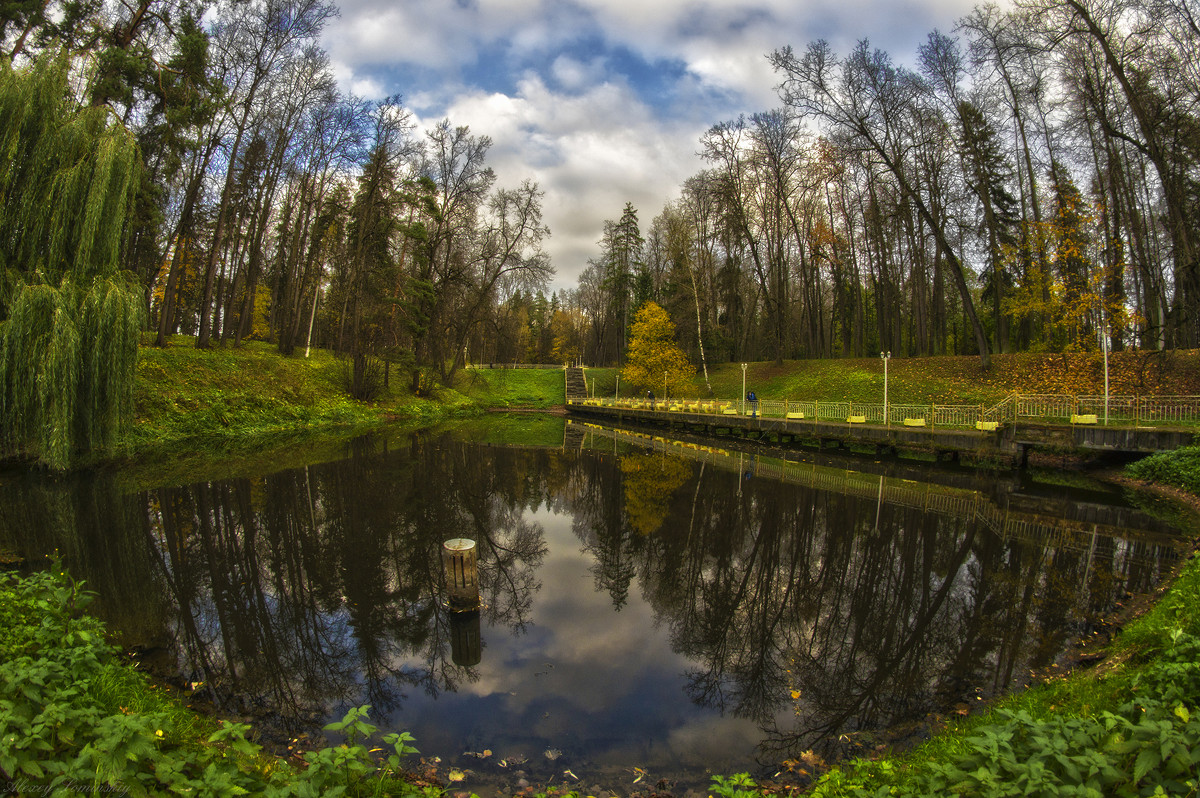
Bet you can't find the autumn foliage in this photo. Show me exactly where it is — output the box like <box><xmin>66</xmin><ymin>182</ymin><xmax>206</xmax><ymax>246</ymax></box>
<box><xmin>621</xmin><ymin>302</ymin><xmax>696</xmax><ymax>397</ymax></box>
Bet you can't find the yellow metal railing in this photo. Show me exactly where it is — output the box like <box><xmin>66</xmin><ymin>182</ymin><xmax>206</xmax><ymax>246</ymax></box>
<box><xmin>572</xmin><ymin>392</ymin><xmax>1200</xmax><ymax>428</ymax></box>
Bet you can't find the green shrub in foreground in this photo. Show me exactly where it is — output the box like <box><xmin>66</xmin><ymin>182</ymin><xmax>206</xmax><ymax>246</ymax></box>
<box><xmin>0</xmin><ymin>567</ymin><xmax>429</xmax><ymax>797</ymax></box>
<box><xmin>1127</xmin><ymin>446</ymin><xmax>1200</xmax><ymax>497</ymax></box>
<box><xmin>793</xmin><ymin>629</ymin><xmax>1200</xmax><ymax>797</ymax></box>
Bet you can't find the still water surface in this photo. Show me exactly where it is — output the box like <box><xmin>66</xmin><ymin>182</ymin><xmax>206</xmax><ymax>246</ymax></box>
<box><xmin>0</xmin><ymin>418</ymin><xmax>1187</xmax><ymax>793</ymax></box>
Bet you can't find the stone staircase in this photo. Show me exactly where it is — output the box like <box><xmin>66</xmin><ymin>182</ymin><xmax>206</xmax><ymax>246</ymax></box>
<box><xmin>562</xmin><ymin>420</ymin><xmax>586</xmax><ymax>449</ymax></box>
<box><xmin>565</xmin><ymin>367</ymin><xmax>588</xmax><ymax>400</ymax></box>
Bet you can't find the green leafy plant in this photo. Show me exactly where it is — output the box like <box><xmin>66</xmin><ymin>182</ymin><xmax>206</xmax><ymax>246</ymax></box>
<box><xmin>0</xmin><ymin>566</ymin><xmax>427</xmax><ymax>797</ymax></box>
<box><xmin>711</xmin><ymin>772</ymin><xmax>759</xmax><ymax>798</ymax></box>
<box><xmin>1127</xmin><ymin>446</ymin><xmax>1200</xmax><ymax>497</ymax></box>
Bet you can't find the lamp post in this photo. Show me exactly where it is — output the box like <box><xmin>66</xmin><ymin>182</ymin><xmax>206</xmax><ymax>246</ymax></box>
<box><xmin>615</xmin><ymin>373</ymin><xmax>619</xmax><ymax>400</ymax></box>
<box><xmin>741</xmin><ymin>363</ymin><xmax>748</xmax><ymax>415</ymax></box>
<box><xmin>880</xmin><ymin>351</ymin><xmax>891</xmax><ymax>426</ymax></box>
<box><xmin>1100</xmin><ymin>305</ymin><xmax>1110</xmax><ymax>426</ymax></box>
<box><xmin>663</xmin><ymin>371</ymin><xmax>667</xmax><ymax>403</ymax></box>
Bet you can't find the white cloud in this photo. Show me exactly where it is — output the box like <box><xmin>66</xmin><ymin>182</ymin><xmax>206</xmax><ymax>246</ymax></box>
<box><xmin>430</xmin><ymin>76</ymin><xmax>705</xmax><ymax>289</ymax></box>
<box><xmin>321</xmin><ymin>0</ymin><xmax>990</xmax><ymax>291</ymax></box>
<box><xmin>549</xmin><ymin>55</ymin><xmax>607</xmax><ymax>93</ymax></box>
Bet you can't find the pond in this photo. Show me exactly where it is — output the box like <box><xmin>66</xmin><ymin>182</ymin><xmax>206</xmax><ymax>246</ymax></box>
<box><xmin>0</xmin><ymin>417</ymin><xmax>1189</xmax><ymax>795</ymax></box>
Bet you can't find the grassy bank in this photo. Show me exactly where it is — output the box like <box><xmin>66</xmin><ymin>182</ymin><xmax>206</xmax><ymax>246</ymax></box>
<box><xmin>125</xmin><ymin>344</ymin><xmax>1200</xmax><ymax>471</ymax></box>
<box><xmin>590</xmin><ymin>350</ymin><xmax>1200</xmax><ymax>405</ymax></box>
<box><xmin>130</xmin><ymin>338</ymin><xmax>463</xmax><ymax>450</ymax></box>
<box><xmin>449</xmin><ymin>367</ymin><xmax>566</xmax><ymax>409</ymax></box>
<box><xmin>120</xmin><ymin>338</ymin><xmax>568</xmax><ymax>468</ymax></box>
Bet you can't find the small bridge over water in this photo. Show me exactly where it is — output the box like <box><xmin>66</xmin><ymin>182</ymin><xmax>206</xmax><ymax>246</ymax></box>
<box><xmin>565</xmin><ymin>395</ymin><xmax>1197</xmax><ymax>466</ymax></box>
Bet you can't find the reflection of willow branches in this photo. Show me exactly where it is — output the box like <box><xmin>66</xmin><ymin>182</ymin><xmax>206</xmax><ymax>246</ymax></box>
<box><xmin>149</xmin><ymin>479</ymin><xmax>365</xmax><ymax>730</ymax></box>
<box><xmin>0</xmin><ymin>474</ymin><xmax>166</xmax><ymax>640</ymax></box>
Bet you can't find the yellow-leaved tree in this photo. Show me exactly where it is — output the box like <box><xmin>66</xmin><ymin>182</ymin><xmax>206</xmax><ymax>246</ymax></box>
<box><xmin>622</xmin><ymin>301</ymin><xmax>695</xmax><ymax>398</ymax></box>
<box><xmin>620</xmin><ymin>454</ymin><xmax>691</xmax><ymax>535</ymax></box>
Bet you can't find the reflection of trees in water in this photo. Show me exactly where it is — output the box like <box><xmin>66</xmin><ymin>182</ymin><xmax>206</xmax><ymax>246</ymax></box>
<box><xmin>140</xmin><ymin>436</ymin><xmax>550</xmax><ymax>730</ymax></box>
<box><xmin>620</xmin><ymin>453</ymin><xmax>692</xmax><ymax>537</ymax></box>
<box><xmin>564</xmin><ymin>451</ymin><xmax>1179</xmax><ymax>761</ymax></box>
<box><xmin>0</xmin><ymin>473</ymin><xmax>167</xmax><ymax>644</ymax></box>
<box><xmin>0</xmin><ymin>436</ymin><xmax>1181</xmax><ymax>763</ymax></box>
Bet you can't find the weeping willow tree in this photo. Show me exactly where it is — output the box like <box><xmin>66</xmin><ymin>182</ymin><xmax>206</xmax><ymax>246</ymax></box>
<box><xmin>0</xmin><ymin>56</ymin><xmax>145</xmax><ymax>469</ymax></box>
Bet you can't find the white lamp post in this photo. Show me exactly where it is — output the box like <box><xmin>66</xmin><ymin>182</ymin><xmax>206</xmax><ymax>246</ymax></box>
<box><xmin>615</xmin><ymin>373</ymin><xmax>619</xmax><ymax>400</ymax></box>
<box><xmin>663</xmin><ymin>371</ymin><xmax>667</xmax><ymax>403</ymax></box>
<box><xmin>741</xmin><ymin>363</ymin><xmax>748</xmax><ymax>415</ymax></box>
<box><xmin>880</xmin><ymin>351</ymin><xmax>891</xmax><ymax>426</ymax></box>
<box><xmin>1101</xmin><ymin>306</ymin><xmax>1110</xmax><ymax>426</ymax></box>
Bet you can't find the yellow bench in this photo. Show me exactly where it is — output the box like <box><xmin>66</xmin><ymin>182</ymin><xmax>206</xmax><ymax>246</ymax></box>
<box><xmin>785</xmin><ymin>412</ymin><xmax>805</xmax><ymax>420</ymax></box>
<box><xmin>975</xmin><ymin>421</ymin><xmax>999</xmax><ymax>431</ymax></box>
<box><xmin>903</xmin><ymin>418</ymin><xmax>926</xmax><ymax>427</ymax></box>
<box><xmin>847</xmin><ymin>415</ymin><xmax>866</xmax><ymax>423</ymax></box>
<box><xmin>1071</xmin><ymin>414</ymin><xmax>1098</xmax><ymax>425</ymax></box>
<box><xmin>723</xmin><ymin>407</ymin><xmax>739</xmax><ymax>415</ymax></box>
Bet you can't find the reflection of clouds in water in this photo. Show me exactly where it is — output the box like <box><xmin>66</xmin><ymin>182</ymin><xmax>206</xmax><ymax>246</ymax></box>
<box><xmin>16</xmin><ymin>432</ymin><xmax>1178</xmax><ymax>787</ymax></box>
<box><xmin>665</xmin><ymin>714</ymin><xmax>777</xmax><ymax>766</ymax></box>
<box><xmin>390</xmin><ymin>505</ymin><xmax>765</xmax><ymax>772</ymax></box>
<box><xmin>456</xmin><ymin>508</ymin><xmax>694</xmax><ymax>714</ymax></box>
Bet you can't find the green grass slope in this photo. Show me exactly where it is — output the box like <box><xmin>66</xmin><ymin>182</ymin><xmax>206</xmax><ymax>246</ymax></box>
<box><xmin>126</xmin><ymin>340</ymin><xmax>568</xmax><ymax>460</ymax></box>
<box><xmin>695</xmin><ymin>350</ymin><xmax>1200</xmax><ymax>405</ymax></box>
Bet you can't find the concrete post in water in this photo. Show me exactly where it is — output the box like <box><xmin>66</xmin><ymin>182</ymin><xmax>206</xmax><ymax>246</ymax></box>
<box><xmin>449</xmin><ymin>609</ymin><xmax>482</xmax><ymax>667</ymax></box>
<box><xmin>443</xmin><ymin>538</ymin><xmax>480</xmax><ymax>610</ymax></box>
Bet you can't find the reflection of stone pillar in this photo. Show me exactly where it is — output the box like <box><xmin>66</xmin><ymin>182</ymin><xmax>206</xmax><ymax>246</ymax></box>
<box><xmin>442</xmin><ymin>538</ymin><xmax>479</xmax><ymax>610</ymax></box>
<box><xmin>450</xmin><ymin>609</ymin><xmax>482</xmax><ymax>667</ymax></box>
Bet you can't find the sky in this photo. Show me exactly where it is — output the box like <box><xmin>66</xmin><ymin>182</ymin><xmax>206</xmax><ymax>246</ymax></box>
<box><xmin>320</xmin><ymin>0</ymin><xmax>986</xmax><ymax>293</ymax></box>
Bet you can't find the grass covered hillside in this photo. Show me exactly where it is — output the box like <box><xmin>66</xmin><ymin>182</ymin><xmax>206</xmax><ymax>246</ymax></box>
<box><xmin>125</xmin><ymin>342</ymin><xmax>1200</xmax><ymax>469</ymax></box>
<box><xmin>125</xmin><ymin>339</ymin><xmax>566</xmax><ymax>461</ymax></box>
<box><xmin>582</xmin><ymin>350</ymin><xmax>1200</xmax><ymax>406</ymax></box>
<box><xmin>131</xmin><ymin>339</ymin><xmax>455</xmax><ymax>450</ymax></box>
